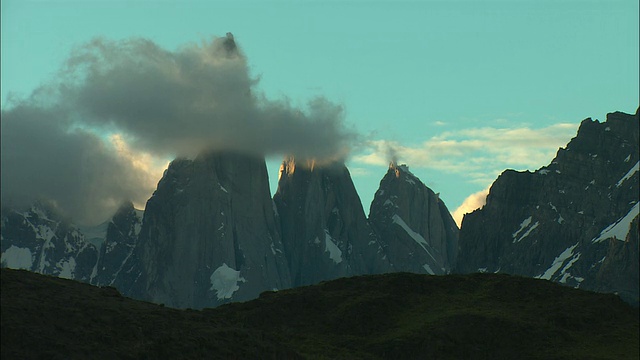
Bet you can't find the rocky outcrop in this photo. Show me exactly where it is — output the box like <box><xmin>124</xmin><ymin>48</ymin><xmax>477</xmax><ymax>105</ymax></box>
<box><xmin>0</xmin><ymin>201</ymin><xmax>98</xmax><ymax>282</ymax></box>
<box><xmin>116</xmin><ymin>151</ymin><xmax>291</xmax><ymax>309</ymax></box>
<box><xmin>92</xmin><ymin>202</ymin><xmax>142</xmax><ymax>287</ymax></box>
<box><xmin>456</xmin><ymin>110</ymin><xmax>639</xmax><ymax>304</ymax></box>
<box><xmin>274</xmin><ymin>158</ymin><xmax>390</xmax><ymax>286</ymax></box>
<box><xmin>369</xmin><ymin>163</ymin><xmax>458</xmax><ymax>275</ymax></box>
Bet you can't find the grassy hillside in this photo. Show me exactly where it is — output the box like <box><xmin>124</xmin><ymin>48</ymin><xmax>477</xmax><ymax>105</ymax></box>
<box><xmin>1</xmin><ymin>269</ymin><xmax>638</xmax><ymax>359</ymax></box>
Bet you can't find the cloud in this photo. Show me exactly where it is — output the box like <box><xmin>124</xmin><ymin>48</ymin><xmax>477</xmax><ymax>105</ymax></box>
<box><xmin>56</xmin><ymin>34</ymin><xmax>355</xmax><ymax>160</ymax></box>
<box><xmin>347</xmin><ymin>167</ymin><xmax>371</xmax><ymax>177</ymax></box>
<box><xmin>354</xmin><ymin>123</ymin><xmax>578</xmax><ymax>186</ymax></box>
<box><xmin>0</xmin><ymin>105</ymin><xmax>160</xmax><ymax>224</ymax></box>
<box><xmin>452</xmin><ymin>187</ymin><xmax>490</xmax><ymax>227</ymax></box>
<box><xmin>1</xmin><ymin>34</ymin><xmax>356</xmax><ymax>224</ymax></box>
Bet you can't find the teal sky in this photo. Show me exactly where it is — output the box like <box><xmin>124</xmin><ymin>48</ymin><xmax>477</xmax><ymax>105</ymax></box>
<box><xmin>2</xmin><ymin>0</ymin><xmax>638</xmax><ymax>224</ymax></box>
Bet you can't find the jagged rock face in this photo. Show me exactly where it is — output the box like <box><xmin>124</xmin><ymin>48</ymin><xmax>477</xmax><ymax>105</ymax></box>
<box><xmin>92</xmin><ymin>202</ymin><xmax>142</xmax><ymax>287</ymax></box>
<box><xmin>0</xmin><ymin>202</ymin><xmax>98</xmax><ymax>282</ymax></box>
<box><xmin>369</xmin><ymin>164</ymin><xmax>459</xmax><ymax>275</ymax></box>
<box><xmin>457</xmin><ymin>110</ymin><xmax>639</xmax><ymax>304</ymax></box>
<box><xmin>117</xmin><ymin>152</ymin><xmax>291</xmax><ymax>309</ymax></box>
<box><xmin>274</xmin><ymin>158</ymin><xmax>390</xmax><ymax>287</ymax></box>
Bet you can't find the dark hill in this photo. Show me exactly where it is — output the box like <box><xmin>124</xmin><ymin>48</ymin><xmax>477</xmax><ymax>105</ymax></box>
<box><xmin>1</xmin><ymin>269</ymin><xmax>638</xmax><ymax>359</ymax></box>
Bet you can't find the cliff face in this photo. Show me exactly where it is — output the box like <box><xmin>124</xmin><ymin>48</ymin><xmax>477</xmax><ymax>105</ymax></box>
<box><xmin>117</xmin><ymin>151</ymin><xmax>291</xmax><ymax>308</ymax></box>
<box><xmin>273</xmin><ymin>158</ymin><xmax>390</xmax><ymax>287</ymax></box>
<box><xmin>369</xmin><ymin>164</ymin><xmax>459</xmax><ymax>275</ymax></box>
<box><xmin>92</xmin><ymin>202</ymin><xmax>142</xmax><ymax>287</ymax></box>
<box><xmin>0</xmin><ymin>202</ymin><xmax>98</xmax><ymax>283</ymax></box>
<box><xmin>456</xmin><ymin>110</ymin><xmax>639</xmax><ymax>304</ymax></box>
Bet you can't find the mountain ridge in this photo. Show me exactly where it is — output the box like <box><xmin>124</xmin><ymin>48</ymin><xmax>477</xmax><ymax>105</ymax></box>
<box><xmin>1</xmin><ymin>109</ymin><xmax>637</xmax><ymax>308</ymax></box>
<box><xmin>456</xmin><ymin>110</ymin><xmax>639</xmax><ymax>304</ymax></box>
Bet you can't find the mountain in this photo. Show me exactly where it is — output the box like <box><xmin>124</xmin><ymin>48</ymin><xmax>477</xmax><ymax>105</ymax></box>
<box><xmin>115</xmin><ymin>151</ymin><xmax>291</xmax><ymax>309</ymax></box>
<box><xmin>0</xmin><ymin>201</ymin><xmax>98</xmax><ymax>282</ymax></box>
<box><xmin>2</xmin><ymin>268</ymin><xmax>638</xmax><ymax>359</ymax></box>
<box><xmin>78</xmin><ymin>220</ymin><xmax>110</xmax><ymax>248</ymax></box>
<box><xmin>456</xmin><ymin>110</ymin><xmax>639</xmax><ymax>304</ymax></box>
<box><xmin>2</xmin><ymin>109</ymin><xmax>635</xmax><ymax>310</ymax></box>
<box><xmin>369</xmin><ymin>163</ymin><xmax>459</xmax><ymax>275</ymax></box>
<box><xmin>91</xmin><ymin>201</ymin><xmax>142</xmax><ymax>287</ymax></box>
<box><xmin>273</xmin><ymin>158</ymin><xmax>390</xmax><ymax>286</ymax></box>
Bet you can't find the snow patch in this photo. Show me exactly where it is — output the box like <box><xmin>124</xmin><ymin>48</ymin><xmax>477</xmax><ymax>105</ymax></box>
<box><xmin>209</xmin><ymin>263</ymin><xmax>246</xmax><ymax>300</ymax></box>
<box><xmin>134</xmin><ymin>222</ymin><xmax>142</xmax><ymax>237</ymax></box>
<box><xmin>58</xmin><ymin>257</ymin><xmax>77</xmax><ymax>279</ymax></box>
<box><xmin>549</xmin><ymin>203</ymin><xmax>564</xmax><ymax>224</ymax></box>
<box><xmin>592</xmin><ymin>202</ymin><xmax>639</xmax><ymax>242</ymax></box>
<box><xmin>423</xmin><ymin>264</ymin><xmax>435</xmax><ymax>275</ymax></box>
<box><xmin>36</xmin><ymin>224</ymin><xmax>56</xmax><ymax>242</ymax></box>
<box><xmin>324</xmin><ymin>231</ymin><xmax>343</xmax><ymax>264</ymax></box>
<box><xmin>218</xmin><ymin>184</ymin><xmax>228</xmax><ymax>193</ymax></box>
<box><xmin>513</xmin><ymin>216</ymin><xmax>532</xmax><ymax>237</ymax></box>
<box><xmin>537</xmin><ymin>244</ymin><xmax>578</xmax><ymax>280</ymax></box>
<box><xmin>392</xmin><ymin>215</ymin><xmax>437</xmax><ymax>263</ymax></box>
<box><xmin>616</xmin><ymin>161</ymin><xmax>639</xmax><ymax>187</ymax></box>
<box><xmin>624</xmin><ymin>154</ymin><xmax>631</xmax><ymax>162</ymax></box>
<box><xmin>1</xmin><ymin>246</ymin><xmax>33</xmax><ymax>270</ymax></box>
<box><xmin>557</xmin><ymin>251</ymin><xmax>581</xmax><ymax>282</ymax></box>
<box><xmin>513</xmin><ymin>216</ymin><xmax>540</xmax><ymax>242</ymax></box>
<box><xmin>513</xmin><ymin>222</ymin><xmax>539</xmax><ymax>243</ymax></box>
<box><xmin>538</xmin><ymin>169</ymin><xmax>550</xmax><ymax>175</ymax></box>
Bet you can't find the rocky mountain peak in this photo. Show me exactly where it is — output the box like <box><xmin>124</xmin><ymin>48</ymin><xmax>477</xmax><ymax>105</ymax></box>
<box><xmin>1</xmin><ymin>200</ymin><xmax>98</xmax><ymax>282</ymax></box>
<box><xmin>92</xmin><ymin>200</ymin><xmax>142</xmax><ymax>287</ymax></box>
<box><xmin>274</xmin><ymin>158</ymin><xmax>390</xmax><ymax>286</ymax></box>
<box><xmin>457</xmin><ymin>109</ymin><xmax>639</xmax><ymax>304</ymax></box>
<box><xmin>369</xmin><ymin>163</ymin><xmax>458</xmax><ymax>275</ymax></box>
<box><xmin>115</xmin><ymin>151</ymin><xmax>291</xmax><ymax>308</ymax></box>
<box><xmin>388</xmin><ymin>161</ymin><xmax>417</xmax><ymax>179</ymax></box>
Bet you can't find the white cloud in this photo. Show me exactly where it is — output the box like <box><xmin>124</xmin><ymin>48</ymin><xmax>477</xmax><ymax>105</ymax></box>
<box><xmin>109</xmin><ymin>134</ymin><xmax>169</xmax><ymax>209</ymax></box>
<box><xmin>452</xmin><ymin>187</ymin><xmax>490</xmax><ymax>227</ymax></box>
<box><xmin>347</xmin><ymin>167</ymin><xmax>371</xmax><ymax>177</ymax></box>
<box><xmin>353</xmin><ymin>122</ymin><xmax>578</xmax><ymax>186</ymax></box>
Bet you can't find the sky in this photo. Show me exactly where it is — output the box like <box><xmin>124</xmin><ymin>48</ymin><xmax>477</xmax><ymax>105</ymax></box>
<box><xmin>1</xmin><ymin>0</ymin><xmax>638</xmax><ymax>226</ymax></box>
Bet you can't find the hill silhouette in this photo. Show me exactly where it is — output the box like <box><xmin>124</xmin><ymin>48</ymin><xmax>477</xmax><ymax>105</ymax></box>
<box><xmin>1</xmin><ymin>269</ymin><xmax>638</xmax><ymax>359</ymax></box>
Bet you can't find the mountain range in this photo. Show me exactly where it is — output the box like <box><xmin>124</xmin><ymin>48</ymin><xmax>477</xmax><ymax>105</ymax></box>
<box><xmin>1</xmin><ymin>109</ymin><xmax>638</xmax><ymax>308</ymax></box>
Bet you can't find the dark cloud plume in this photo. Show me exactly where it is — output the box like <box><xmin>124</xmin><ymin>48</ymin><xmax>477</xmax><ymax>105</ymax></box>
<box><xmin>58</xmin><ymin>34</ymin><xmax>354</xmax><ymax>159</ymax></box>
<box><xmin>1</xmin><ymin>34</ymin><xmax>356</xmax><ymax>224</ymax></box>
<box><xmin>1</xmin><ymin>104</ymin><xmax>155</xmax><ymax>224</ymax></box>
<box><xmin>385</xmin><ymin>142</ymin><xmax>400</xmax><ymax>166</ymax></box>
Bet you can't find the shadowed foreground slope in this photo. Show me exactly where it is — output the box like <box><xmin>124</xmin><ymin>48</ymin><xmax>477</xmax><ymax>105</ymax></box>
<box><xmin>1</xmin><ymin>269</ymin><xmax>638</xmax><ymax>359</ymax></box>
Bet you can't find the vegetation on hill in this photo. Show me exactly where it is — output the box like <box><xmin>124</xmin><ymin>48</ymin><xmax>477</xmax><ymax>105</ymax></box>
<box><xmin>1</xmin><ymin>269</ymin><xmax>638</xmax><ymax>359</ymax></box>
